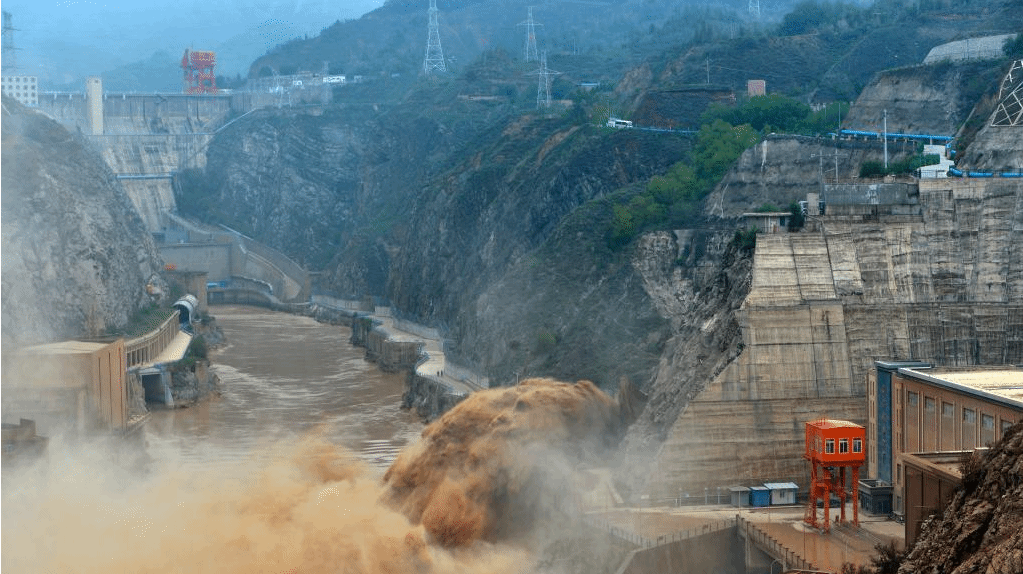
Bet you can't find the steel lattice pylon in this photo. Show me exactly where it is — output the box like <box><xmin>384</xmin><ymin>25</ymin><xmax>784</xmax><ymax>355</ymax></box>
<box><xmin>748</xmin><ymin>0</ymin><xmax>761</xmax><ymax>20</ymax></box>
<box><xmin>2</xmin><ymin>11</ymin><xmax>16</xmax><ymax>74</ymax></box>
<box><xmin>423</xmin><ymin>0</ymin><xmax>446</xmax><ymax>74</ymax></box>
<box><xmin>533</xmin><ymin>50</ymin><xmax>560</xmax><ymax>109</ymax></box>
<box><xmin>991</xmin><ymin>59</ymin><xmax>1023</xmax><ymax>127</ymax></box>
<box><xmin>518</xmin><ymin>6</ymin><xmax>542</xmax><ymax>63</ymax></box>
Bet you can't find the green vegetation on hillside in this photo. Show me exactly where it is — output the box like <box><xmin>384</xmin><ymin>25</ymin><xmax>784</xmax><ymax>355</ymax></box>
<box><xmin>1004</xmin><ymin>33</ymin><xmax>1023</xmax><ymax>58</ymax></box>
<box><xmin>778</xmin><ymin>0</ymin><xmax>870</xmax><ymax>36</ymax></box>
<box><xmin>107</xmin><ymin>303</ymin><xmax>176</xmax><ymax>339</ymax></box>
<box><xmin>609</xmin><ymin>119</ymin><xmax>758</xmax><ymax>248</ymax></box>
<box><xmin>702</xmin><ymin>94</ymin><xmax>848</xmax><ymax>136</ymax></box>
<box><xmin>859</xmin><ymin>154</ymin><xmax>940</xmax><ymax>178</ymax></box>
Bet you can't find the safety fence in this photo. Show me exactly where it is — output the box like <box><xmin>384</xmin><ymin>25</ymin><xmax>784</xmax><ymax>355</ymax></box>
<box><xmin>584</xmin><ymin>516</ymin><xmax>737</xmax><ymax>549</ymax></box>
<box><xmin>125</xmin><ymin>311</ymin><xmax>180</xmax><ymax>369</ymax></box>
<box><xmin>310</xmin><ymin>295</ymin><xmax>364</xmax><ymax>311</ymax></box>
<box><xmin>736</xmin><ymin>515</ymin><xmax>817</xmax><ymax>571</ymax></box>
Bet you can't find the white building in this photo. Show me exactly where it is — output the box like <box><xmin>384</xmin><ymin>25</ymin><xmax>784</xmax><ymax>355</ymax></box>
<box><xmin>2</xmin><ymin>75</ymin><xmax>38</xmax><ymax>106</ymax></box>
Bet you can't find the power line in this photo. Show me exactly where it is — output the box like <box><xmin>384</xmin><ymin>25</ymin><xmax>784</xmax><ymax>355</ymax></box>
<box><xmin>2</xmin><ymin>11</ymin><xmax>18</xmax><ymax>74</ymax></box>
<box><xmin>532</xmin><ymin>50</ymin><xmax>560</xmax><ymax>109</ymax></box>
<box><xmin>518</xmin><ymin>6</ymin><xmax>543</xmax><ymax>63</ymax></box>
<box><xmin>423</xmin><ymin>0</ymin><xmax>446</xmax><ymax>74</ymax></box>
<box><xmin>748</xmin><ymin>0</ymin><xmax>761</xmax><ymax>20</ymax></box>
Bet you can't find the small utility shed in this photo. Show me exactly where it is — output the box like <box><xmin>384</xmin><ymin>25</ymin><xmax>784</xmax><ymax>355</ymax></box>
<box><xmin>764</xmin><ymin>482</ymin><xmax>798</xmax><ymax>505</ymax></box>
<box><xmin>729</xmin><ymin>486</ymin><xmax>751</xmax><ymax>507</ymax></box>
<box><xmin>749</xmin><ymin>486</ymin><xmax>771</xmax><ymax>507</ymax></box>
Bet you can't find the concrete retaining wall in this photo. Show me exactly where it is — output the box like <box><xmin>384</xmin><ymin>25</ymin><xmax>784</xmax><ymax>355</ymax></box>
<box><xmin>617</xmin><ymin>527</ymin><xmax>747</xmax><ymax>574</ymax></box>
<box><xmin>402</xmin><ymin>373</ymin><xmax>465</xmax><ymax>420</ymax></box>
<box><xmin>365</xmin><ymin>327</ymin><xmax>422</xmax><ymax>372</ymax></box>
<box><xmin>825</xmin><ymin>182</ymin><xmax>917</xmax><ymax>205</ymax></box>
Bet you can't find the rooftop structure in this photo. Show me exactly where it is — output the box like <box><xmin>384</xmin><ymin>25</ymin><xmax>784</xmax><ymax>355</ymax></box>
<box><xmin>901</xmin><ymin>367</ymin><xmax>1023</xmax><ymax>410</ymax></box>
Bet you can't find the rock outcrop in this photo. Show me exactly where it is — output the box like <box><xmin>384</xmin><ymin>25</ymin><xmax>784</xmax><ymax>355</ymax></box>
<box><xmin>1</xmin><ymin>96</ymin><xmax>164</xmax><ymax>347</ymax></box>
<box><xmin>844</xmin><ymin>61</ymin><xmax>1004</xmax><ymax>136</ymax></box>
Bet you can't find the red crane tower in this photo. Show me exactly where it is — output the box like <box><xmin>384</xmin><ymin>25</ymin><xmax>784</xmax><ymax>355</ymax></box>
<box><xmin>804</xmin><ymin>418</ymin><xmax>865</xmax><ymax>533</ymax></box>
<box><xmin>181</xmin><ymin>49</ymin><xmax>217</xmax><ymax>94</ymax></box>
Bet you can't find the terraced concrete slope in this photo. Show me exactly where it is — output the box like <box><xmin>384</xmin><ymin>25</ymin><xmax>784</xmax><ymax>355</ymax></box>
<box><xmin>644</xmin><ymin>178</ymin><xmax>1023</xmax><ymax>497</ymax></box>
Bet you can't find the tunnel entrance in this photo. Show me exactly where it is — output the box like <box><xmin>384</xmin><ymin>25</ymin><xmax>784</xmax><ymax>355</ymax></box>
<box><xmin>140</xmin><ymin>369</ymin><xmax>172</xmax><ymax>406</ymax></box>
<box><xmin>173</xmin><ymin>294</ymin><xmax>199</xmax><ymax>332</ymax></box>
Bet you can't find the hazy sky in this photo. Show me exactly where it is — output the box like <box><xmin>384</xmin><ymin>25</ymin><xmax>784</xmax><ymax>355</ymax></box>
<box><xmin>3</xmin><ymin>0</ymin><xmax>384</xmax><ymax>83</ymax></box>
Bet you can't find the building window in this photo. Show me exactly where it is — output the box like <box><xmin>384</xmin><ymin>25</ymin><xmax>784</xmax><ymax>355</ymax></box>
<box><xmin>853</xmin><ymin>438</ymin><xmax>863</xmax><ymax>453</ymax></box>
<box><xmin>1003</xmin><ymin>420</ymin><xmax>1015</xmax><ymax>435</ymax></box>
<box><xmin>908</xmin><ymin>391</ymin><xmax>918</xmax><ymax>407</ymax></box>
<box><xmin>825</xmin><ymin>439</ymin><xmax>835</xmax><ymax>454</ymax></box>
<box><xmin>982</xmin><ymin>414</ymin><xmax>995</xmax><ymax>445</ymax></box>
<box><xmin>942</xmin><ymin>402</ymin><xmax>954</xmax><ymax>418</ymax></box>
<box><xmin>963</xmin><ymin>408</ymin><xmax>977</xmax><ymax>449</ymax></box>
<box><xmin>925</xmin><ymin>397</ymin><xmax>935</xmax><ymax>412</ymax></box>
<box><xmin>839</xmin><ymin>438</ymin><xmax>849</xmax><ymax>453</ymax></box>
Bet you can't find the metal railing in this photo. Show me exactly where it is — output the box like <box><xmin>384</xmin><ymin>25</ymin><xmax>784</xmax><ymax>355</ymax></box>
<box><xmin>584</xmin><ymin>516</ymin><xmax>737</xmax><ymax>549</ymax></box>
<box><xmin>737</xmin><ymin>515</ymin><xmax>817</xmax><ymax>570</ymax></box>
<box><xmin>125</xmin><ymin>311</ymin><xmax>180</xmax><ymax>369</ymax></box>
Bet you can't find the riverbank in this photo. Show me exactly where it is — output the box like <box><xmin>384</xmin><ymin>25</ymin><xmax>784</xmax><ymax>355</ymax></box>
<box><xmin>272</xmin><ymin>295</ymin><xmax>486</xmax><ymax>421</ymax></box>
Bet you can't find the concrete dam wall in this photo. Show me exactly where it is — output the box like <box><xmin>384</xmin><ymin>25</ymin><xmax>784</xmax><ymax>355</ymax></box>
<box><xmin>648</xmin><ymin>178</ymin><xmax>1023</xmax><ymax>497</ymax></box>
<box><xmin>36</xmin><ymin>92</ymin><xmax>233</xmax><ymax>232</ymax></box>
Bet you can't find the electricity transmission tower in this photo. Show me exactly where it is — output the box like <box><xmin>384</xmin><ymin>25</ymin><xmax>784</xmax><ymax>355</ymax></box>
<box><xmin>533</xmin><ymin>50</ymin><xmax>559</xmax><ymax>109</ymax></box>
<box><xmin>991</xmin><ymin>59</ymin><xmax>1023</xmax><ymax>127</ymax></box>
<box><xmin>748</xmin><ymin>0</ymin><xmax>761</xmax><ymax>20</ymax></box>
<box><xmin>2</xmin><ymin>11</ymin><xmax>17</xmax><ymax>74</ymax></box>
<box><xmin>423</xmin><ymin>0</ymin><xmax>446</xmax><ymax>74</ymax></box>
<box><xmin>518</xmin><ymin>6</ymin><xmax>543</xmax><ymax>63</ymax></box>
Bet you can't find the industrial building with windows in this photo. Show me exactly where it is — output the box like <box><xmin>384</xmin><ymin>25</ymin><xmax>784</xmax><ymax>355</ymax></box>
<box><xmin>867</xmin><ymin>362</ymin><xmax>1023</xmax><ymax>544</ymax></box>
<box><xmin>1</xmin><ymin>75</ymin><xmax>38</xmax><ymax>106</ymax></box>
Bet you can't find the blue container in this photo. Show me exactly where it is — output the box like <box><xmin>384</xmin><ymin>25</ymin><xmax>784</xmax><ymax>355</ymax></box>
<box><xmin>749</xmin><ymin>486</ymin><xmax>771</xmax><ymax>507</ymax></box>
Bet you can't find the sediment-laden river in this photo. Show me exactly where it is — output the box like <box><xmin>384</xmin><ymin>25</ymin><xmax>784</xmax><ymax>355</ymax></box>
<box><xmin>145</xmin><ymin>305</ymin><xmax>423</xmax><ymax>473</ymax></box>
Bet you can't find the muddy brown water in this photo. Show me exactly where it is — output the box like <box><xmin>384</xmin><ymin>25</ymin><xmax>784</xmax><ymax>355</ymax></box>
<box><xmin>144</xmin><ymin>305</ymin><xmax>423</xmax><ymax>473</ymax></box>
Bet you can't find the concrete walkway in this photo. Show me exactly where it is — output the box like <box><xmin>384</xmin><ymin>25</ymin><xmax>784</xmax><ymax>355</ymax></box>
<box><xmin>143</xmin><ymin>329</ymin><xmax>193</xmax><ymax>368</ymax></box>
<box><xmin>372</xmin><ymin>316</ymin><xmax>482</xmax><ymax>396</ymax></box>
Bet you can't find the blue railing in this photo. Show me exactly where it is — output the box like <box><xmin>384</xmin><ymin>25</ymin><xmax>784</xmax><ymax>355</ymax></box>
<box><xmin>839</xmin><ymin>128</ymin><xmax>953</xmax><ymax>143</ymax></box>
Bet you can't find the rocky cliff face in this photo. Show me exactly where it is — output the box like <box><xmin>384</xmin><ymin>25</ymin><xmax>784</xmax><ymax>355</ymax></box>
<box><xmin>388</xmin><ymin>119</ymin><xmax>690</xmax><ymax>361</ymax></box>
<box><xmin>843</xmin><ymin>60</ymin><xmax>1004</xmax><ymax>136</ymax></box>
<box><xmin>195</xmin><ymin>98</ymin><xmax>693</xmax><ymax>389</ymax></box>
<box><xmin>1</xmin><ymin>96</ymin><xmax>164</xmax><ymax>347</ymax></box>
<box><xmin>899</xmin><ymin>422</ymin><xmax>1023</xmax><ymax>574</ymax></box>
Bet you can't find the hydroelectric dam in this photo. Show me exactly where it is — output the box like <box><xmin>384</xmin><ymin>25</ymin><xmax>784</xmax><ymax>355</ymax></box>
<box><xmin>35</xmin><ymin>79</ymin><xmax>310</xmax><ymax>304</ymax></box>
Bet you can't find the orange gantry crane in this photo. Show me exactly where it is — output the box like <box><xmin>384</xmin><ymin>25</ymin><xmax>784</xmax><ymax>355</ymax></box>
<box><xmin>804</xmin><ymin>418</ymin><xmax>866</xmax><ymax>533</ymax></box>
<box><xmin>182</xmin><ymin>49</ymin><xmax>217</xmax><ymax>94</ymax></box>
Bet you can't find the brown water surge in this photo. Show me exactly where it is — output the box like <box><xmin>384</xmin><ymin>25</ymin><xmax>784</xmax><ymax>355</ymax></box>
<box><xmin>146</xmin><ymin>305</ymin><xmax>423</xmax><ymax>472</ymax></box>
<box><xmin>1</xmin><ymin>307</ymin><xmax>622</xmax><ymax>573</ymax></box>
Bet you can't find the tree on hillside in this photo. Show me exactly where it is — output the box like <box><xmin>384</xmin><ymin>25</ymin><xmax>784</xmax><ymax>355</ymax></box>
<box><xmin>692</xmin><ymin>120</ymin><xmax>759</xmax><ymax>181</ymax></box>
<box><xmin>703</xmin><ymin>94</ymin><xmax>812</xmax><ymax>133</ymax></box>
